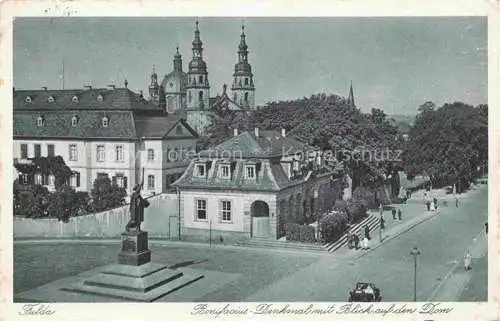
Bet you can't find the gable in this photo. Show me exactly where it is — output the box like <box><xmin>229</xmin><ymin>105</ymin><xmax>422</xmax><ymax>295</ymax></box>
<box><xmin>164</xmin><ymin>120</ymin><xmax>198</xmax><ymax>139</ymax></box>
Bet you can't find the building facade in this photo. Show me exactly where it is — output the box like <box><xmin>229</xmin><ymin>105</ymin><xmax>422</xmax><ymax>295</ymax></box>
<box><xmin>173</xmin><ymin>128</ymin><xmax>344</xmax><ymax>241</ymax></box>
<box><xmin>13</xmin><ymin>86</ymin><xmax>198</xmax><ymax>196</ymax></box>
<box><xmin>148</xmin><ymin>21</ymin><xmax>255</xmax><ymax>136</ymax></box>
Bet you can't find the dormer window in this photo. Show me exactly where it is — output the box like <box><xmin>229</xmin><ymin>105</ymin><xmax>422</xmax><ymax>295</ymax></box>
<box><xmin>71</xmin><ymin>115</ymin><xmax>79</xmax><ymax>127</ymax></box>
<box><xmin>194</xmin><ymin>163</ymin><xmax>206</xmax><ymax>178</ymax></box>
<box><xmin>36</xmin><ymin>116</ymin><xmax>44</xmax><ymax>127</ymax></box>
<box><xmin>25</xmin><ymin>96</ymin><xmax>32</xmax><ymax>103</ymax></box>
<box><xmin>97</xmin><ymin>94</ymin><xmax>103</xmax><ymax>102</ymax></box>
<box><xmin>220</xmin><ymin>164</ymin><xmax>231</xmax><ymax>179</ymax></box>
<box><xmin>102</xmin><ymin>116</ymin><xmax>109</xmax><ymax>127</ymax></box>
<box><xmin>72</xmin><ymin>96</ymin><xmax>79</xmax><ymax>103</ymax></box>
<box><xmin>245</xmin><ymin>165</ymin><xmax>256</xmax><ymax>179</ymax></box>
<box><xmin>48</xmin><ymin>96</ymin><xmax>55</xmax><ymax>103</ymax></box>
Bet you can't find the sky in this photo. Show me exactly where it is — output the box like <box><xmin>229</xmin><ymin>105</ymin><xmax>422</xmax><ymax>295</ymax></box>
<box><xmin>13</xmin><ymin>17</ymin><xmax>487</xmax><ymax>115</ymax></box>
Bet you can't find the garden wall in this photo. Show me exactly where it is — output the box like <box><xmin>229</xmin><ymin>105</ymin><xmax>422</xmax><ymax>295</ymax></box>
<box><xmin>14</xmin><ymin>193</ymin><xmax>180</xmax><ymax>239</ymax></box>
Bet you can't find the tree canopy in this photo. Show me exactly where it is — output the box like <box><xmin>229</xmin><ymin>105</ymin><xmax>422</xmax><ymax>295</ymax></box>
<box><xmin>403</xmin><ymin>101</ymin><xmax>487</xmax><ymax>191</ymax></box>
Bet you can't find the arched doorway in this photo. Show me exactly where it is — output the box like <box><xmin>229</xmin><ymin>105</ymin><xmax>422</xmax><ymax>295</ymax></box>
<box><xmin>251</xmin><ymin>200</ymin><xmax>270</xmax><ymax>238</ymax></box>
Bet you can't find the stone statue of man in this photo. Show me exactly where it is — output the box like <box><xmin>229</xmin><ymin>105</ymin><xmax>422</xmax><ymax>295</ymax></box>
<box><xmin>125</xmin><ymin>184</ymin><xmax>150</xmax><ymax>232</ymax></box>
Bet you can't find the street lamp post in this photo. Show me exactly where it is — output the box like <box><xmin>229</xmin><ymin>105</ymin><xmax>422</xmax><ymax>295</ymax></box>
<box><xmin>410</xmin><ymin>246</ymin><xmax>421</xmax><ymax>301</ymax></box>
<box><xmin>379</xmin><ymin>203</ymin><xmax>383</xmax><ymax>243</ymax></box>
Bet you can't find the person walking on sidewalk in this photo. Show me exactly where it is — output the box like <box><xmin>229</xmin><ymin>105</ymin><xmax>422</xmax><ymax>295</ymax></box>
<box><xmin>398</xmin><ymin>208</ymin><xmax>402</xmax><ymax>220</ymax></box>
<box><xmin>362</xmin><ymin>236</ymin><xmax>369</xmax><ymax>250</ymax></box>
<box><xmin>455</xmin><ymin>197</ymin><xmax>459</xmax><ymax>208</ymax></box>
<box><xmin>353</xmin><ymin>234</ymin><xmax>360</xmax><ymax>250</ymax></box>
<box><xmin>392</xmin><ymin>207</ymin><xmax>397</xmax><ymax>220</ymax></box>
<box><xmin>464</xmin><ymin>250</ymin><xmax>472</xmax><ymax>271</ymax></box>
<box><xmin>364</xmin><ymin>225</ymin><xmax>371</xmax><ymax>240</ymax></box>
<box><xmin>380</xmin><ymin>215</ymin><xmax>386</xmax><ymax>230</ymax></box>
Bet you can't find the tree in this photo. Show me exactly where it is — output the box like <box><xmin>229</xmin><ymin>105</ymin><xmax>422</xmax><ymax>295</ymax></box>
<box><xmin>403</xmin><ymin>102</ymin><xmax>487</xmax><ymax>192</ymax></box>
<box><xmin>90</xmin><ymin>174</ymin><xmax>127</xmax><ymax>212</ymax></box>
<box><xmin>46</xmin><ymin>185</ymin><xmax>80</xmax><ymax>222</ymax></box>
<box><xmin>14</xmin><ymin>156</ymin><xmax>73</xmax><ymax>189</ymax></box>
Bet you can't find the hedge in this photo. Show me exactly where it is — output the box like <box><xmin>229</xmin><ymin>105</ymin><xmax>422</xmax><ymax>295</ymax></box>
<box><xmin>319</xmin><ymin>211</ymin><xmax>349</xmax><ymax>244</ymax></box>
<box><xmin>284</xmin><ymin>223</ymin><xmax>316</xmax><ymax>243</ymax></box>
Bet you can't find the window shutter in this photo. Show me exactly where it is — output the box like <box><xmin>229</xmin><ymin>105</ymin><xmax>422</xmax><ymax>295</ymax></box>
<box><xmin>218</xmin><ymin>201</ymin><xmax>222</xmax><ymax>222</ymax></box>
<box><xmin>76</xmin><ymin>172</ymin><xmax>80</xmax><ymax>187</ymax></box>
<box><xmin>124</xmin><ymin>176</ymin><xmax>128</xmax><ymax>189</ymax></box>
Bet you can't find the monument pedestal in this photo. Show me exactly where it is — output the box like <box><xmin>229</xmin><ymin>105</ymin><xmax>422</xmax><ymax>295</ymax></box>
<box><xmin>118</xmin><ymin>231</ymin><xmax>151</xmax><ymax>266</ymax></box>
<box><xmin>60</xmin><ymin>230</ymin><xmax>204</xmax><ymax>301</ymax></box>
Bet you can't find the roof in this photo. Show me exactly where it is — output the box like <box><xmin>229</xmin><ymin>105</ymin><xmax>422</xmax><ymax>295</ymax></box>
<box><xmin>199</xmin><ymin>130</ymin><xmax>314</xmax><ymax>159</ymax></box>
<box><xmin>13</xmin><ymin>87</ymin><xmax>199</xmax><ymax>140</ymax></box>
<box><xmin>134</xmin><ymin>116</ymin><xmax>198</xmax><ymax>139</ymax></box>
<box><xmin>14</xmin><ymin>88</ymin><xmax>162</xmax><ymax>112</ymax></box>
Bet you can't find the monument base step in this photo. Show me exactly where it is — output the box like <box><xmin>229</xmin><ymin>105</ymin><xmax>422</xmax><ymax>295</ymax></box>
<box><xmin>60</xmin><ymin>263</ymin><xmax>204</xmax><ymax>302</ymax></box>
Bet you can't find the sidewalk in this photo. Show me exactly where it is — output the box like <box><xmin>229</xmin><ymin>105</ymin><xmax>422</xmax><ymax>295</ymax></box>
<box><xmin>429</xmin><ymin>229</ymin><xmax>487</xmax><ymax>301</ymax></box>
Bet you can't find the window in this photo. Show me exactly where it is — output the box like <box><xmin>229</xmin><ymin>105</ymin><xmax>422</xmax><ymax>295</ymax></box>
<box><xmin>48</xmin><ymin>174</ymin><xmax>55</xmax><ymax>186</ymax></box>
<box><xmin>199</xmin><ymin>75</ymin><xmax>203</xmax><ymax>84</ymax></box>
<box><xmin>115</xmin><ymin>145</ymin><xmax>124</xmax><ymax>162</ymax></box>
<box><xmin>37</xmin><ymin>116</ymin><xmax>44</xmax><ymax>127</ymax></box>
<box><xmin>35</xmin><ymin>174</ymin><xmax>42</xmax><ymax>185</ymax></box>
<box><xmin>233</xmin><ymin>93</ymin><xmax>237</xmax><ymax>101</ymax></box>
<box><xmin>220</xmin><ymin>200</ymin><xmax>232</xmax><ymax>222</ymax></box>
<box><xmin>96</xmin><ymin>145</ymin><xmax>105</xmax><ymax>162</ymax></box>
<box><xmin>20</xmin><ymin>144</ymin><xmax>28</xmax><ymax>159</ymax></box>
<box><xmin>102</xmin><ymin>116</ymin><xmax>109</xmax><ymax>127</ymax></box>
<box><xmin>196</xmin><ymin>199</ymin><xmax>207</xmax><ymax>220</ymax></box>
<box><xmin>195</xmin><ymin>164</ymin><xmax>206</xmax><ymax>177</ymax></box>
<box><xmin>69</xmin><ymin>144</ymin><xmax>78</xmax><ymax>161</ymax></box>
<box><xmin>72</xmin><ymin>96</ymin><xmax>79</xmax><ymax>103</ymax></box>
<box><xmin>48</xmin><ymin>96</ymin><xmax>55</xmax><ymax>103</ymax></box>
<box><xmin>97</xmin><ymin>94</ymin><xmax>103</xmax><ymax>102</ymax></box>
<box><xmin>34</xmin><ymin>144</ymin><xmax>41</xmax><ymax>158</ymax></box>
<box><xmin>147</xmin><ymin>175</ymin><xmax>155</xmax><ymax>190</ymax></box>
<box><xmin>244</xmin><ymin>92</ymin><xmax>248</xmax><ymax>102</ymax></box>
<box><xmin>70</xmin><ymin>172</ymin><xmax>80</xmax><ymax>187</ymax></box>
<box><xmin>20</xmin><ymin>174</ymin><xmax>29</xmax><ymax>184</ymax></box>
<box><xmin>71</xmin><ymin>116</ymin><xmax>78</xmax><ymax>127</ymax></box>
<box><xmin>113</xmin><ymin>174</ymin><xmax>125</xmax><ymax>188</ymax></box>
<box><xmin>147</xmin><ymin>149</ymin><xmax>155</xmax><ymax>162</ymax></box>
<box><xmin>220</xmin><ymin>165</ymin><xmax>230</xmax><ymax>179</ymax></box>
<box><xmin>245</xmin><ymin>78</ymin><xmax>249</xmax><ymax>85</ymax></box>
<box><xmin>245</xmin><ymin>165</ymin><xmax>255</xmax><ymax>179</ymax></box>
<box><xmin>166</xmin><ymin>96</ymin><xmax>175</xmax><ymax>110</ymax></box>
<box><xmin>199</xmin><ymin>91</ymin><xmax>203</xmax><ymax>101</ymax></box>
<box><xmin>188</xmin><ymin>91</ymin><xmax>192</xmax><ymax>103</ymax></box>
<box><xmin>47</xmin><ymin>144</ymin><xmax>55</xmax><ymax>157</ymax></box>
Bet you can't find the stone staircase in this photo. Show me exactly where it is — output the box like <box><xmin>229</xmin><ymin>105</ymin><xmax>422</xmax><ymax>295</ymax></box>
<box><xmin>234</xmin><ymin>238</ymin><xmax>327</xmax><ymax>253</ymax></box>
<box><xmin>323</xmin><ymin>214</ymin><xmax>379</xmax><ymax>252</ymax></box>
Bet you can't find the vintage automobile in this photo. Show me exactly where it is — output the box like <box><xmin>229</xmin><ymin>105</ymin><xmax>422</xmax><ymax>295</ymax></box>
<box><xmin>348</xmin><ymin>282</ymin><xmax>382</xmax><ymax>302</ymax></box>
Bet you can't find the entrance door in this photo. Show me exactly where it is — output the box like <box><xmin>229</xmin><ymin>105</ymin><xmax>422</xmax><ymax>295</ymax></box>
<box><xmin>251</xmin><ymin>200</ymin><xmax>270</xmax><ymax>238</ymax></box>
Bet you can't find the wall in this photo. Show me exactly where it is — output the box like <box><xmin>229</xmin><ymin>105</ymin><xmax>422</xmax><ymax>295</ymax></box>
<box><xmin>14</xmin><ymin>194</ymin><xmax>180</xmax><ymax>239</ymax></box>
<box><xmin>180</xmin><ymin>189</ymin><xmax>277</xmax><ymax>238</ymax></box>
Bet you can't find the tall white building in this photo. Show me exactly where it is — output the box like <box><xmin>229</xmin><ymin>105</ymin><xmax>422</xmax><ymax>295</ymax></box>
<box><xmin>13</xmin><ymin>86</ymin><xmax>198</xmax><ymax>195</ymax></box>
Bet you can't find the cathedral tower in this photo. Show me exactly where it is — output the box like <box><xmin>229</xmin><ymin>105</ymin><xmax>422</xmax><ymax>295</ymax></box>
<box><xmin>231</xmin><ymin>25</ymin><xmax>255</xmax><ymax>109</ymax></box>
<box><xmin>186</xmin><ymin>20</ymin><xmax>210</xmax><ymax>110</ymax></box>
<box><xmin>347</xmin><ymin>81</ymin><xmax>355</xmax><ymax>108</ymax></box>
<box><xmin>148</xmin><ymin>65</ymin><xmax>160</xmax><ymax>105</ymax></box>
<box><xmin>161</xmin><ymin>47</ymin><xmax>187</xmax><ymax>113</ymax></box>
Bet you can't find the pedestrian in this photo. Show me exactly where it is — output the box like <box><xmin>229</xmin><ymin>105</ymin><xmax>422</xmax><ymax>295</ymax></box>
<box><xmin>362</xmin><ymin>236</ymin><xmax>369</xmax><ymax>250</ymax></box>
<box><xmin>392</xmin><ymin>207</ymin><xmax>396</xmax><ymax>220</ymax></box>
<box><xmin>380</xmin><ymin>215</ymin><xmax>385</xmax><ymax>230</ymax></box>
<box><xmin>398</xmin><ymin>208</ymin><xmax>402</xmax><ymax>220</ymax></box>
<box><xmin>353</xmin><ymin>234</ymin><xmax>360</xmax><ymax>250</ymax></box>
<box><xmin>485</xmin><ymin>222</ymin><xmax>488</xmax><ymax>234</ymax></box>
<box><xmin>426</xmin><ymin>201</ymin><xmax>431</xmax><ymax>211</ymax></box>
<box><xmin>406</xmin><ymin>189</ymin><xmax>411</xmax><ymax>199</ymax></box>
<box><xmin>455</xmin><ymin>197</ymin><xmax>459</xmax><ymax>208</ymax></box>
<box><xmin>464</xmin><ymin>250</ymin><xmax>472</xmax><ymax>271</ymax></box>
<box><xmin>364</xmin><ymin>225</ymin><xmax>371</xmax><ymax>240</ymax></box>
<box><xmin>347</xmin><ymin>231</ymin><xmax>353</xmax><ymax>249</ymax></box>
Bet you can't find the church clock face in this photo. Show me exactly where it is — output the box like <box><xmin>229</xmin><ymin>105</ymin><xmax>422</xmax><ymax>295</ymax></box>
<box><xmin>194</xmin><ymin>51</ymin><xmax>200</xmax><ymax>58</ymax></box>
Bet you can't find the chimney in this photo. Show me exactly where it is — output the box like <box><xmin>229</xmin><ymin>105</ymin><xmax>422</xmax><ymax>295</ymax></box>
<box><xmin>233</xmin><ymin>128</ymin><xmax>238</xmax><ymax>137</ymax></box>
<box><xmin>254</xmin><ymin>127</ymin><xmax>259</xmax><ymax>137</ymax></box>
<box><xmin>281</xmin><ymin>128</ymin><xmax>286</xmax><ymax>137</ymax></box>
<box><xmin>139</xmin><ymin>90</ymin><xmax>144</xmax><ymax>98</ymax></box>
<box><xmin>42</xmin><ymin>86</ymin><xmax>48</xmax><ymax>92</ymax></box>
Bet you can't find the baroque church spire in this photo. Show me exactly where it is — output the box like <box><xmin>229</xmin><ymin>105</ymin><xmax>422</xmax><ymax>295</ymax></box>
<box><xmin>347</xmin><ymin>81</ymin><xmax>355</xmax><ymax>107</ymax></box>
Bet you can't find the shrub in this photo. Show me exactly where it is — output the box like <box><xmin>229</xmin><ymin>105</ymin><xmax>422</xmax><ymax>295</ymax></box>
<box><xmin>90</xmin><ymin>174</ymin><xmax>127</xmax><ymax>212</ymax></box>
<box><xmin>46</xmin><ymin>184</ymin><xmax>80</xmax><ymax>222</ymax></box>
<box><xmin>352</xmin><ymin>186</ymin><xmax>376</xmax><ymax>209</ymax></box>
<box><xmin>319</xmin><ymin>211</ymin><xmax>349</xmax><ymax>244</ymax></box>
<box><xmin>284</xmin><ymin>223</ymin><xmax>317</xmax><ymax>243</ymax></box>
<box><xmin>347</xmin><ymin>199</ymin><xmax>367</xmax><ymax>224</ymax></box>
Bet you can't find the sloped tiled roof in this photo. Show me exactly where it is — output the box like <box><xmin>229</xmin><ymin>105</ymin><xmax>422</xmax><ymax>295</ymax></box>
<box><xmin>14</xmin><ymin>88</ymin><xmax>162</xmax><ymax>112</ymax></box>
<box><xmin>13</xmin><ymin>110</ymin><xmax>137</xmax><ymax>139</ymax></box>
<box><xmin>134</xmin><ymin>116</ymin><xmax>198</xmax><ymax>139</ymax></box>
